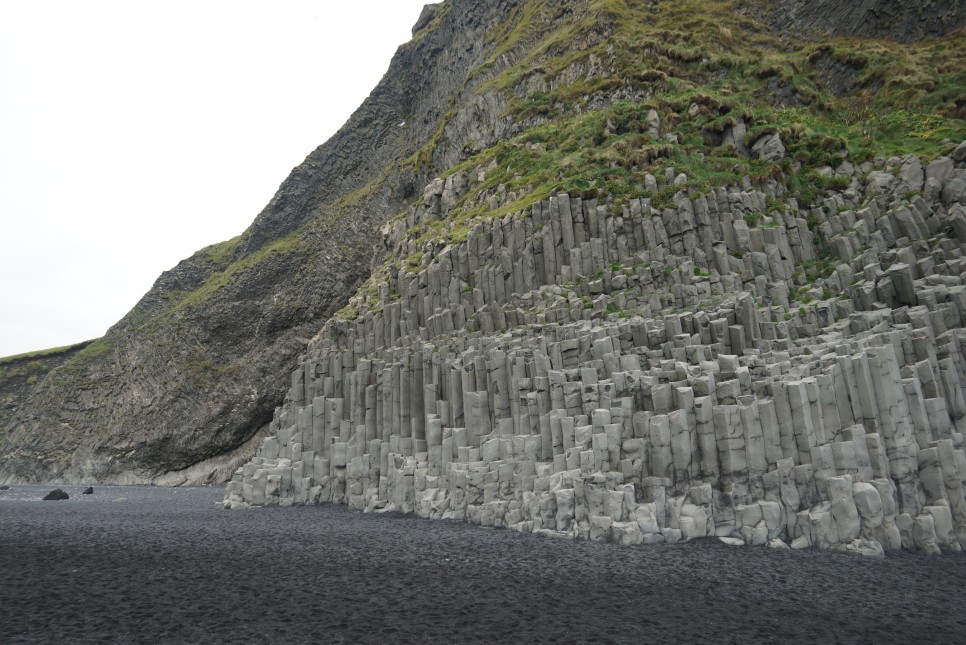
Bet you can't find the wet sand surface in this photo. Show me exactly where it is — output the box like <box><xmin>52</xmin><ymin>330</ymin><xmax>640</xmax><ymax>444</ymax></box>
<box><xmin>2</xmin><ymin>484</ymin><xmax>965</xmax><ymax>644</ymax></box>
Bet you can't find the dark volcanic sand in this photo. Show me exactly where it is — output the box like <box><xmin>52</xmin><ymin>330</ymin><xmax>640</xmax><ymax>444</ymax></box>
<box><xmin>2</xmin><ymin>486</ymin><xmax>965</xmax><ymax>644</ymax></box>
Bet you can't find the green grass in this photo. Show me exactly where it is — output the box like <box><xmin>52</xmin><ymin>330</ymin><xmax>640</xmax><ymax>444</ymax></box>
<box><xmin>70</xmin><ymin>337</ymin><xmax>114</xmax><ymax>366</ymax></box>
<box><xmin>196</xmin><ymin>235</ymin><xmax>244</xmax><ymax>266</ymax></box>
<box><xmin>168</xmin><ymin>230</ymin><xmax>302</xmax><ymax>314</ymax></box>
<box><xmin>0</xmin><ymin>340</ymin><xmax>94</xmax><ymax>365</ymax></box>
<box><xmin>410</xmin><ymin>0</ymin><xmax>965</xmax><ymax>204</ymax></box>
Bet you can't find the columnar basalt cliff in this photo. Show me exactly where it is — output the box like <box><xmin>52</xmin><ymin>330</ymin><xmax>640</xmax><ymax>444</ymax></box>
<box><xmin>6</xmin><ymin>0</ymin><xmax>966</xmax><ymax>556</ymax></box>
<box><xmin>221</xmin><ymin>0</ymin><xmax>966</xmax><ymax>555</ymax></box>
<box><xmin>226</xmin><ymin>152</ymin><xmax>966</xmax><ymax>554</ymax></box>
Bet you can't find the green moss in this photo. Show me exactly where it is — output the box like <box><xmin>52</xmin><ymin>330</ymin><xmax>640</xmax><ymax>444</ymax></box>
<box><xmin>196</xmin><ymin>235</ymin><xmax>244</xmax><ymax>266</ymax></box>
<box><xmin>802</xmin><ymin>254</ymin><xmax>838</xmax><ymax>282</ymax></box>
<box><xmin>71</xmin><ymin>338</ymin><xmax>113</xmax><ymax>366</ymax></box>
<box><xmin>335</xmin><ymin>304</ymin><xmax>360</xmax><ymax>323</ymax></box>
<box><xmin>165</xmin><ymin>230</ymin><xmax>301</xmax><ymax>315</ymax></box>
<box><xmin>186</xmin><ymin>357</ymin><xmax>237</xmax><ymax>381</ymax></box>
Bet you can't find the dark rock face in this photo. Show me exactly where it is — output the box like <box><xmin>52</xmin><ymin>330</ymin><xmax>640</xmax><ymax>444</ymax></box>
<box><xmin>42</xmin><ymin>489</ymin><xmax>69</xmax><ymax>501</ymax></box>
<box><xmin>744</xmin><ymin>0</ymin><xmax>965</xmax><ymax>43</ymax></box>
<box><xmin>0</xmin><ymin>342</ymin><xmax>91</xmax><ymax>433</ymax></box>
<box><xmin>809</xmin><ymin>51</ymin><xmax>869</xmax><ymax>98</ymax></box>
<box><xmin>0</xmin><ymin>0</ymin><xmax>521</xmax><ymax>486</ymax></box>
<box><xmin>412</xmin><ymin>3</ymin><xmax>440</xmax><ymax>36</ymax></box>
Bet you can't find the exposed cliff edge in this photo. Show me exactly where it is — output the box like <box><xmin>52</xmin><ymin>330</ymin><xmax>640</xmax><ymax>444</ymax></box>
<box><xmin>0</xmin><ymin>342</ymin><xmax>93</xmax><ymax>431</ymax></box>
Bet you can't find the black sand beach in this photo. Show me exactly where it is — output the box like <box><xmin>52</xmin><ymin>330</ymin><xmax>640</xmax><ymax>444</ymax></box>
<box><xmin>2</xmin><ymin>485</ymin><xmax>965</xmax><ymax>644</ymax></box>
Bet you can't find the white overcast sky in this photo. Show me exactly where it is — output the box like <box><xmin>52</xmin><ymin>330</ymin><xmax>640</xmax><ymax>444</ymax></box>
<box><xmin>0</xmin><ymin>0</ymin><xmax>431</xmax><ymax>358</ymax></box>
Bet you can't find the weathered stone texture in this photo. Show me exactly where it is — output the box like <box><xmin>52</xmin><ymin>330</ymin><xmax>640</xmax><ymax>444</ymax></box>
<box><xmin>227</xmin><ymin>147</ymin><xmax>966</xmax><ymax>555</ymax></box>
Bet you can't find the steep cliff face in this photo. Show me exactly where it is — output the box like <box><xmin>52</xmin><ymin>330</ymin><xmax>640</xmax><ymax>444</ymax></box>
<box><xmin>742</xmin><ymin>0</ymin><xmax>965</xmax><ymax>43</ymax></box>
<box><xmin>217</xmin><ymin>0</ymin><xmax>966</xmax><ymax>557</ymax></box>
<box><xmin>0</xmin><ymin>0</ymin><xmax>526</xmax><ymax>485</ymax></box>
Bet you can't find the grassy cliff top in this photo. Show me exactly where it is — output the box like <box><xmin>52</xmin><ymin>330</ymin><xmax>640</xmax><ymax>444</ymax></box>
<box><xmin>412</xmin><ymin>0</ymin><xmax>963</xmax><ymax>229</ymax></box>
<box><xmin>335</xmin><ymin>0</ymin><xmax>964</xmax><ymax>320</ymax></box>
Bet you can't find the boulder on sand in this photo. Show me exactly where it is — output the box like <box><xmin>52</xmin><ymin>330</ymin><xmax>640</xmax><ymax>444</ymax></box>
<box><xmin>42</xmin><ymin>489</ymin><xmax>69</xmax><ymax>501</ymax></box>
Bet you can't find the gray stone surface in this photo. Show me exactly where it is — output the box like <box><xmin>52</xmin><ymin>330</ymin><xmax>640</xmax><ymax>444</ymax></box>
<box><xmin>751</xmin><ymin>133</ymin><xmax>786</xmax><ymax>163</ymax></box>
<box><xmin>223</xmin><ymin>146</ymin><xmax>966</xmax><ymax>558</ymax></box>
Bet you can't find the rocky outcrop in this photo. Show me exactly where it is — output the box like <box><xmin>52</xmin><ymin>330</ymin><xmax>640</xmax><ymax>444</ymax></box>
<box><xmin>412</xmin><ymin>3</ymin><xmax>440</xmax><ymax>36</ymax></box>
<box><xmin>742</xmin><ymin>0</ymin><xmax>966</xmax><ymax>43</ymax></box>
<box><xmin>42</xmin><ymin>489</ymin><xmax>69</xmax><ymax>501</ymax></box>
<box><xmin>226</xmin><ymin>144</ymin><xmax>966</xmax><ymax>554</ymax></box>
<box><xmin>0</xmin><ymin>343</ymin><xmax>92</xmax><ymax>433</ymax></box>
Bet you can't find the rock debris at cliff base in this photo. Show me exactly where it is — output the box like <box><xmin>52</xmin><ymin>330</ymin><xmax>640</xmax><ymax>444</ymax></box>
<box><xmin>227</xmin><ymin>143</ymin><xmax>966</xmax><ymax>556</ymax></box>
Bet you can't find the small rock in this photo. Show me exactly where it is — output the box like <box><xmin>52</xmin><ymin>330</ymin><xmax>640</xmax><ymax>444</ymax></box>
<box><xmin>0</xmin><ymin>485</ymin><xmax>10</xmax><ymax>491</ymax></box>
<box><xmin>768</xmin><ymin>538</ymin><xmax>790</xmax><ymax>550</ymax></box>
<box><xmin>646</xmin><ymin>108</ymin><xmax>660</xmax><ymax>137</ymax></box>
<box><xmin>941</xmin><ymin>175</ymin><xmax>966</xmax><ymax>205</ymax></box>
<box><xmin>952</xmin><ymin>139</ymin><xmax>966</xmax><ymax>163</ymax></box>
<box><xmin>831</xmin><ymin>538</ymin><xmax>886</xmax><ymax>559</ymax></box>
<box><xmin>865</xmin><ymin>170</ymin><xmax>898</xmax><ymax>197</ymax></box>
<box><xmin>82</xmin><ymin>487</ymin><xmax>94</xmax><ymax>495</ymax></box>
<box><xmin>791</xmin><ymin>535</ymin><xmax>811</xmax><ymax>550</ymax></box>
<box><xmin>913</xmin><ymin>514</ymin><xmax>942</xmax><ymax>555</ymax></box>
<box><xmin>925</xmin><ymin>157</ymin><xmax>954</xmax><ymax>184</ymax></box>
<box><xmin>42</xmin><ymin>489</ymin><xmax>69</xmax><ymax>501</ymax></box>
<box><xmin>751</xmin><ymin>133</ymin><xmax>785</xmax><ymax>163</ymax></box>
<box><xmin>722</xmin><ymin>120</ymin><xmax>750</xmax><ymax>156</ymax></box>
<box><xmin>719</xmin><ymin>537</ymin><xmax>745</xmax><ymax>546</ymax></box>
<box><xmin>897</xmin><ymin>154</ymin><xmax>924</xmax><ymax>193</ymax></box>
<box><xmin>662</xmin><ymin>527</ymin><xmax>682</xmax><ymax>544</ymax></box>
